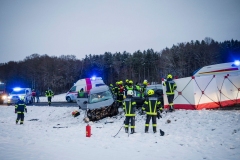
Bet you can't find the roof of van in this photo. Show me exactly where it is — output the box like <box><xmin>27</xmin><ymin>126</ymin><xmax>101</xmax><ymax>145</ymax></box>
<box><xmin>89</xmin><ymin>85</ymin><xmax>109</xmax><ymax>94</ymax></box>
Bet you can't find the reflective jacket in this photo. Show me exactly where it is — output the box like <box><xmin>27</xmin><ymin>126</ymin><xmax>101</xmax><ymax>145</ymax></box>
<box><xmin>45</xmin><ymin>90</ymin><xmax>54</xmax><ymax>97</ymax></box>
<box><xmin>123</xmin><ymin>98</ymin><xmax>136</xmax><ymax>116</ymax></box>
<box><xmin>15</xmin><ymin>100</ymin><xmax>27</xmax><ymax>113</ymax></box>
<box><xmin>142</xmin><ymin>97</ymin><xmax>161</xmax><ymax>115</ymax></box>
<box><xmin>163</xmin><ymin>78</ymin><xmax>177</xmax><ymax>95</ymax></box>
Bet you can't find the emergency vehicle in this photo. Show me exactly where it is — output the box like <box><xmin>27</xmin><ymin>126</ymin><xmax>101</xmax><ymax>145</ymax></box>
<box><xmin>193</xmin><ymin>60</ymin><xmax>240</xmax><ymax>77</ymax></box>
<box><xmin>65</xmin><ymin>77</ymin><xmax>105</xmax><ymax>102</ymax></box>
<box><xmin>0</xmin><ymin>82</ymin><xmax>7</xmax><ymax>104</ymax></box>
<box><xmin>7</xmin><ymin>87</ymin><xmax>33</xmax><ymax>105</ymax></box>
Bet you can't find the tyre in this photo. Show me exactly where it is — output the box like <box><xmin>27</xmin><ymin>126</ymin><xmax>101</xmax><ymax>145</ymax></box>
<box><xmin>66</xmin><ymin>96</ymin><xmax>72</xmax><ymax>103</ymax></box>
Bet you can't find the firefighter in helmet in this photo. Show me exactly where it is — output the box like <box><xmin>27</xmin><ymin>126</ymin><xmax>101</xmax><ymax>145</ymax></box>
<box><xmin>141</xmin><ymin>80</ymin><xmax>148</xmax><ymax>97</ymax></box>
<box><xmin>142</xmin><ymin>89</ymin><xmax>162</xmax><ymax>133</ymax></box>
<box><xmin>15</xmin><ymin>96</ymin><xmax>27</xmax><ymax>125</ymax></box>
<box><xmin>117</xmin><ymin>81</ymin><xmax>124</xmax><ymax>107</ymax></box>
<box><xmin>162</xmin><ymin>74</ymin><xmax>177</xmax><ymax>112</ymax></box>
<box><xmin>123</xmin><ymin>90</ymin><xmax>136</xmax><ymax>134</ymax></box>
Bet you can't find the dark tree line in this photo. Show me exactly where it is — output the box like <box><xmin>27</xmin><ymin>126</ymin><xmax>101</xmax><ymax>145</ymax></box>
<box><xmin>0</xmin><ymin>38</ymin><xmax>239</xmax><ymax>94</ymax></box>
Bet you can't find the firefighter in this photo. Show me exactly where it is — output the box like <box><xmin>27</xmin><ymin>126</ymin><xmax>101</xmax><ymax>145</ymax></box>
<box><xmin>124</xmin><ymin>79</ymin><xmax>129</xmax><ymax>96</ymax></box>
<box><xmin>142</xmin><ymin>89</ymin><xmax>162</xmax><ymax>133</ymax></box>
<box><xmin>125</xmin><ymin>80</ymin><xmax>134</xmax><ymax>94</ymax></box>
<box><xmin>15</xmin><ymin>96</ymin><xmax>27</xmax><ymax>125</ymax></box>
<box><xmin>134</xmin><ymin>82</ymin><xmax>141</xmax><ymax>97</ymax></box>
<box><xmin>141</xmin><ymin>80</ymin><xmax>148</xmax><ymax>97</ymax></box>
<box><xmin>45</xmin><ymin>88</ymin><xmax>54</xmax><ymax>106</ymax></box>
<box><xmin>117</xmin><ymin>81</ymin><xmax>124</xmax><ymax>107</ymax></box>
<box><xmin>123</xmin><ymin>90</ymin><xmax>136</xmax><ymax>134</ymax></box>
<box><xmin>163</xmin><ymin>74</ymin><xmax>177</xmax><ymax>112</ymax></box>
<box><xmin>109</xmin><ymin>84</ymin><xmax>114</xmax><ymax>94</ymax></box>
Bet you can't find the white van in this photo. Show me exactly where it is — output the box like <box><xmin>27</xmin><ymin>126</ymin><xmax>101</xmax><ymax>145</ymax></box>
<box><xmin>65</xmin><ymin>77</ymin><xmax>105</xmax><ymax>102</ymax></box>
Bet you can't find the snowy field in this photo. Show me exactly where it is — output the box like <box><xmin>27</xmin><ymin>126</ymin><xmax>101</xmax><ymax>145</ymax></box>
<box><xmin>0</xmin><ymin>94</ymin><xmax>240</xmax><ymax>160</ymax></box>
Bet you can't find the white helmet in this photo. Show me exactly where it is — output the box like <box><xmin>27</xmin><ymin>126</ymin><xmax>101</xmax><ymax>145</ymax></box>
<box><xmin>127</xmin><ymin>90</ymin><xmax>133</xmax><ymax>96</ymax></box>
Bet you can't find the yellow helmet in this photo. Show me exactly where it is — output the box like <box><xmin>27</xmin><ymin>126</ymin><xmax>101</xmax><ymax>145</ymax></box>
<box><xmin>119</xmin><ymin>81</ymin><xmax>123</xmax><ymax>85</ymax></box>
<box><xmin>147</xmin><ymin>89</ymin><xmax>154</xmax><ymax>96</ymax></box>
<box><xmin>129</xmin><ymin>80</ymin><xmax>133</xmax><ymax>84</ymax></box>
<box><xmin>126</xmin><ymin>79</ymin><xmax>129</xmax><ymax>82</ymax></box>
<box><xmin>167</xmin><ymin>74</ymin><xmax>173</xmax><ymax>79</ymax></box>
<box><xmin>116</xmin><ymin>81</ymin><xmax>119</xmax><ymax>85</ymax></box>
<box><xmin>143</xmin><ymin>80</ymin><xmax>148</xmax><ymax>85</ymax></box>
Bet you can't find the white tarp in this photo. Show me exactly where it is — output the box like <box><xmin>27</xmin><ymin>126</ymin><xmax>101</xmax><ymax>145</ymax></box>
<box><xmin>162</xmin><ymin>74</ymin><xmax>240</xmax><ymax>110</ymax></box>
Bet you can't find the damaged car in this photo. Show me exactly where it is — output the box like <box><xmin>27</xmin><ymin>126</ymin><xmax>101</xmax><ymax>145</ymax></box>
<box><xmin>76</xmin><ymin>85</ymin><xmax>118</xmax><ymax>121</ymax></box>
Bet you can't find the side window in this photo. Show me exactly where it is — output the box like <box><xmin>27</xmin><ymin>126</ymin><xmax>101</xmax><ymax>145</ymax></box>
<box><xmin>70</xmin><ymin>86</ymin><xmax>76</xmax><ymax>92</ymax></box>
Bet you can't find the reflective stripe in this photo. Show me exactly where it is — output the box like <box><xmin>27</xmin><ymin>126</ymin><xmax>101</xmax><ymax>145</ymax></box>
<box><xmin>17</xmin><ymin>111</ymin><xmax>24</xmax><ymax>113</ymax></box>
<box><xmin>125</xmin><ymin>114</ymin><xmax>136</xmax><ymax>116</ymax></box>
<box><xmin>145</xmin><ymin>124</ymin><xmax>149</xmax><ymax>126</ymax></box>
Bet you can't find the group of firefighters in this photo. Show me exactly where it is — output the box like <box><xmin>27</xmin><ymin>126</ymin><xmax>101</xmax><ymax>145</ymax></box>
<box><xmin>110</xmin><ymin>74</ymin><xmax>177</xmax><ymax>134</ymax></box>
<box><xmin>14</xmin><ymin>74</ymin><xmax>177</xmax><ymax>134</ymax></box>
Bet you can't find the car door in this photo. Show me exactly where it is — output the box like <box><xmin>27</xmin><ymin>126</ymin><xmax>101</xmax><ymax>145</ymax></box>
<box><xmin>76</xmin><ymin>92</ymin><xmax>88</xmax><ymax>109</ymax></box>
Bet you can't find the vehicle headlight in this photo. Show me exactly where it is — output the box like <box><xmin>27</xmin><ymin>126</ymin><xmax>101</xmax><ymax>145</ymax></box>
<box><xmin>2</xmin><ymin>95</ymin><xmax>7</xmax><ymax>100</ymax></box>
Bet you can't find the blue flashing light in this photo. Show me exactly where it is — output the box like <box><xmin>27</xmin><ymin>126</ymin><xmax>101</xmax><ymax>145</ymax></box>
<box><xmin>234</xmin><ymin>60</ymin><xmax>240</xmax><ymax>66</ymax></box>
<box><xmin>13</xmin><ymin>87</ymin><xmax>22</xmax><ymax>91</ymax></box>
<box><xmin>91</xmin><ymin>76</ymin><xmax>96</xmax><ymax>80</ymax></box>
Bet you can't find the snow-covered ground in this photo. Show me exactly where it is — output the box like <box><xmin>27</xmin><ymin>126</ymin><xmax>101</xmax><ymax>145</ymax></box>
<box><xmin>0</xmin><ymin>94</ymin><xmax>240</xmax><ymax>160</ymax></box>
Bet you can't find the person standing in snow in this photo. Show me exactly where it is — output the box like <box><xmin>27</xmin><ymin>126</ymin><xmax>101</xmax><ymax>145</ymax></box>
<box><xmin>15</xmin><ymin>96</ymin><xmax>27</xmax><ymax>125</ymax></box>
<box><xmin>142</xmin><ymin>89</ymin><xmax>162</xmax><ymax>133</ymax></box>
<box><xmin>123</xmin><ymin>90</ymin><xmax>136</xmax><ymax>134</ymax></box>
<box><xmin>162</xmin><ymin>74</ymin><xmax>177</xmax><ymax>112</ymax></box>
<box><xmin>45</xmin><ymin>88</ymin><xmax>54</xmax><ymax>106</ymax></box>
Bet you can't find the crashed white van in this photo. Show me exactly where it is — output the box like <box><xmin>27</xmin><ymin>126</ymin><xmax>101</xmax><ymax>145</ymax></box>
<box><xmin>65</xmin><ymin>77</ymin><xmax>105</xmax><ymax>102</ymax></box>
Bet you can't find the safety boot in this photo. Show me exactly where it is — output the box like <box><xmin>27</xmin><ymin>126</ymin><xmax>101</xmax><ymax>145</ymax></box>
<box><xmin>130</xmin><ymin>128</ymin><xmax>135</xmax><ymax>134</ymax></box>
<box><xmin>145</xmin><ymin>126</ymin><xmax>149</xmax><ymax>133</ymax></box>
<box><xmin>125</xmin><ymin>128</ymin><xmax>128</xmax><ymax>133</ymax></box>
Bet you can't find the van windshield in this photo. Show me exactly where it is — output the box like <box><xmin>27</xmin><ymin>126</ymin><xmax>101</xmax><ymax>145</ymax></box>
<box><xmin>89</xmin><ymin>90</ymin><xmax>112</xmax><ymax>104</ymax></box>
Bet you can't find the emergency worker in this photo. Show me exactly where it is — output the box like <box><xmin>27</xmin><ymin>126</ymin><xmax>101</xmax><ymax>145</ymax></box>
<box><xmin>134</xmin><ymin>82</ymin><xmax>141</xmax><ymax>97</ymax></box>
<box><xmin>125</xmin><ymin>80</ymin><xmax>134</xmax><ymax>95</ymax></box>
<box><xmin>163</xmin><ymin>74</ymin><xmax>177</xmax><ymax>112</ymax></box>
<box><xmin>124</xmin><ymin>79</ymin><xmax>129</xmax><ymax>96</ymax></box>
<box><xmin>123</xmin><ymin>90</ymin><xmax>136</xmax><ymax>134</ymax></box>
<box><xmin>141</xmin><ymin>80</ymin><xmax>148</xmax><ymax>97</ymax></box>
<box><xmin>78</xmin><ymin>88</ymin><xmax>84</xmax><ymax>98</ymax></box>
<box><xmin>142</xmin><ymin>89</ymin><xmax>162</xmax><ymax>133</ymax></box>
<box><xmin>15</xmin><ymin>96</ymin><xmax>27</xmax><ymax>125</ymax></box>
<box><xmin>117</xmin><ymin>81</ymin><xmax>124</xmax><ymax>107</ymax></box>
<box><xmin>45</xmin><ymin>88</ymin><xmax>54</xmax><ymax>106</ymax></box>
<box><xmin>109</xmin><ymin>84</ymin><xmax>114</xmax><ymax>94</ymax></box>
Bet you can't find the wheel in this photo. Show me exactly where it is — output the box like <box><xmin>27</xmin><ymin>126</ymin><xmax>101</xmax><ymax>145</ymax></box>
<box><xmin>66</xmin><ymin>96</ymin><xmax>72</xmax><ymax>103</ymax></box>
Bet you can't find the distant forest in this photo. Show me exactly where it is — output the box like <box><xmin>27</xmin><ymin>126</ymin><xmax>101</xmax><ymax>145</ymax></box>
<box><xmin>0</xmin><ymin>37</ymin><xmax>239</xmax><ymax>95</ymax></box>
